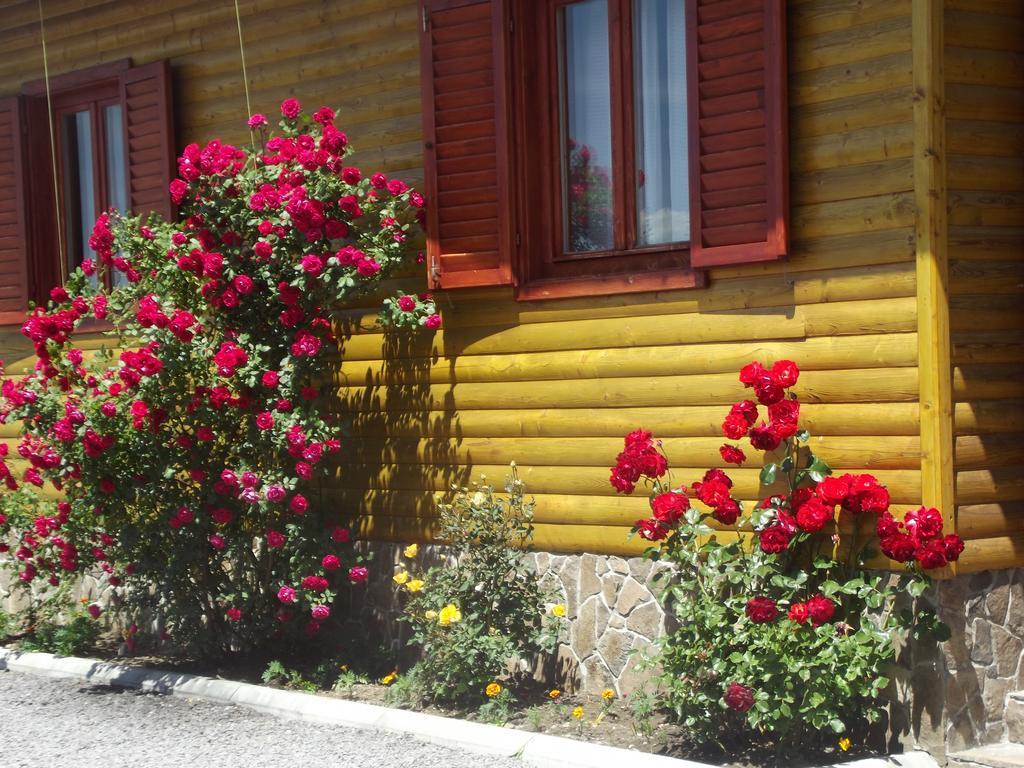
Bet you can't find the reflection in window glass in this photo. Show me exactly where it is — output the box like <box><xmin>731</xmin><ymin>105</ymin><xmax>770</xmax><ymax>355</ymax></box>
<box><xmin>104</xmin><ymin>104</ymin><xmax>128</xmax><ymax>286</ymax></box>
<box><xmin>634</xmin><ymin>0</ymin><xmax>689</xmax><ymax>244</ymax></box>
<box><xmin>62</xmin><ymin>110</ymin><xmax>95</xmax><ymax>274</ymax></box>
<box><xmin>559</xmin><ymin>0</ymin><xmax>614</xmax><ymax>253</ymax></box>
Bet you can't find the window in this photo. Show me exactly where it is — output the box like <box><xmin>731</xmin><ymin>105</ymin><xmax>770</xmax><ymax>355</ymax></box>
<box><xmin>419</xmin><ymin>0</ymin><xmax>788</xmax><ymax>297</ymax></box>
<box><xmin>0</xmin><ymin>59</ymin><xmax>174</xmax><ymax>318</ymax></box>
<box><xmin>56</xmin><ymin>86</ymin><xmax>129</xmax><ymax>285</ymax></box>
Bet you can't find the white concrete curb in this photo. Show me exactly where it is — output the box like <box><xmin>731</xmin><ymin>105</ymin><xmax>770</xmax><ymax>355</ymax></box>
<box><xmin>0</xmin><ymin>647</ymin><xmax>937</xmax><ymax>768</ymax></box>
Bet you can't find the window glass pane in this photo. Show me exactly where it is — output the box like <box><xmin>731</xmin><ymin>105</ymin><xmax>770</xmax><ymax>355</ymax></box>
<box><xmin>560</xmin><ymin>0</ymin><xmax>614</xmax><ymax>253</ymax></box>
<box><xmin>634</xmin><ymin>0</ymin><xmax>689</xmax><ymax>245</ymax></box>
<box><xmin>104</xmin><ymin>104</ymin><xmax>129</xmax><ymax>286</ymax></box>
<box><xmin>61</xmin><ymin>110</ymin><xmax>96</xmax><ymax>276</ymax></box>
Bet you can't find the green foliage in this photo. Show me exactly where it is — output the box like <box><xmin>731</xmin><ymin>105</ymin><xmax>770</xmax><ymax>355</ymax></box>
<box><xmin>19</xmin><ymin>611</ymin><xmax>99</xmax><ymax>657</ymax></box>
<box><xmin>259</xmin><ymin>659</ymin><xmax>318</xmax><ymax>692</ymax></box>
<box><xmin>477</xmin><ymin>685</ymin><xmax>515</xmax><ymax>725</ymax></box>
<box><xmin>396</xmin><ymin>465</ymin><xmax>563</xmax><ymax>705</ymax></box>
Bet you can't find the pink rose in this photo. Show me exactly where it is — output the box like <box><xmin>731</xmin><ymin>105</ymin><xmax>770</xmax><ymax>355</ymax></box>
<box><xmin>311</xmin><ymin>604</ymin><xmax>330</xmax><ymax>620</ymax></box>
<box><xmin>277</xmin><ymin>585</ymin><xmax>296</xmax><ymax>604</ymax></box>
<box><xmin>348</xmin><ymin>565</ymin><xmax>368</xmax><ymax>583</ymax></box>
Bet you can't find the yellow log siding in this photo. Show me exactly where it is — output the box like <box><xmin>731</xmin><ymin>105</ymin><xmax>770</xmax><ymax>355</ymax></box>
<box><xmin>0</xmin><ymin>0</ymin><xmax>1014</xmax><ymax>570</ymax></box>
<box><xmin>943</xmin><ymin>0</ymin><xmax>1024</xmax><ymax>572</ymax></box>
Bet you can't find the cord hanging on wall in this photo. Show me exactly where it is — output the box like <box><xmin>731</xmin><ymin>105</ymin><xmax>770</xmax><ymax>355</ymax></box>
<box><xmin>37</xmin><ymin>0</ymin><xmax>67</xmax><ymax>283</ymax></box>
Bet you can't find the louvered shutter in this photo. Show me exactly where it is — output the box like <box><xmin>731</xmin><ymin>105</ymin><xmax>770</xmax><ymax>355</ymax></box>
<box><xmin>687</xmin><ymin>0</ymin><xmax>788</xmax><ymax>268</ymax></box>
<box><xmin>120</xmin><ymin>61</ymin><xmax>175</xmax><ymax>223</ymax></box>
<box><xmin>0</xmin><ymin>97</ymin><xmax>31</xmax><ymax>322</ymax></box>
<box><xmin>420</xmin><ymin>0</ymin><xmax>513</xmax><ymax>289</ymax></box>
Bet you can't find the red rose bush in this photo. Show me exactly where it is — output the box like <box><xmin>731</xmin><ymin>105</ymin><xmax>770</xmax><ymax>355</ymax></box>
<box><xmin>610</xmin><ymin>360</ymin><xmax>961</xmax><ymax>747</ymax></box>
<box><xmin>0</xmin><ymin>100</ymin><xmax>435</xmax><ymax>654</ymax></box>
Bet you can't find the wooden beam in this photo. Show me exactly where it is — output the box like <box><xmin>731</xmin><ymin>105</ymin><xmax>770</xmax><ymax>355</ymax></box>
<box><xmin>912</xmin><ymin>0</ymin><xmax>956</xmax><ymax>572</ymax></box>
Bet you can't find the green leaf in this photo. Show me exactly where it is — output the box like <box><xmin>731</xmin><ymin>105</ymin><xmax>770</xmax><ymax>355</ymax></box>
<box><xmin>759</xmin><ymin>463</ymin><xmax>778</xmax><ymax>486</ymax></box>
<box><xmin>907</xmin><ymin>579</ymin><xmax>929</xmax><ymax>598</ymax></box>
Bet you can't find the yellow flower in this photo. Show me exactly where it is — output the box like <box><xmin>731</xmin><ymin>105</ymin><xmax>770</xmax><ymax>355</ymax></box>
<box><xmin>392</xmin><ymin>571</ymin><xmax>409</xmax><ymax>585</ymax></box>
<box><xmin>424</xmin><ymin>610</ymin><xmax>437</xmax><ymax>620</ymax></box>
<box><xmin>551</xmin><ymin>604</ymin><xmax>566</xmax><ymax>618</ymax></box>
<box><xmin>438</xmin><ymin>603</ymin><xmax>462</xmax><ymax>626</ymax></box>
<box><xmin>381</xmin><ymin>671</ymin><xmax>398</xmax><ymax>685</ymax></box>
<box><xmin>548</xmin><ymin>689</ymin><xmax>561</xmax><ymax>699</ymax></box>
<box><xmin>572</xmin><ymin>706</ymin><xmax>584</xmax><ymax>719</ymax></box>
<box><xmin>403</xmin><ymin>543</ymin><xmax>418</xmax><ymax>559</ymax></box>
<box><xmin>339</xmin><ymin>664</ymin><xmax>349</xmax><ymax>672</ymax></box>
<box><xmin>601</xmin><ymin>688</ymin><xmax>615</xmax><ymax>701</ymax></box>
<box><xmin>485</xmin><ymin>682</ymin><xmax>502</xmax><ymax>698</ymax></box>
<box><xmin>838</xmin><ymin>737</ymin><xmax>851</xmax><ymax>752</ymax></box>
<box><xmin>406</xmin><ymin>579</ymin><xmax>424</xmax><ymax>593</ymax></box>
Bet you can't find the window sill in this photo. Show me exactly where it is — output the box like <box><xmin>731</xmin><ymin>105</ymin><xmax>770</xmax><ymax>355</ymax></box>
<box><xmin>514</xmin><ymin>268</ymin><xmax>706</xmax><ymax>301</ymax></box>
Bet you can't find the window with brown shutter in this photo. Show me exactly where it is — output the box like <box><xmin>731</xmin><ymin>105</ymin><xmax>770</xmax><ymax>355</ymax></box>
<box><xmin>0</xmin><ymin>97</ymin><xmax>31</xmax><ymax>323</ymax></box>
<box><xmin>4</xmin><ymin>59</ymin><xmax>176</xmax><ymax>315</ymax></box>
<box><xmin>419</xmin><ymin>0</ymin><xmax>788</xmax><ymax>298</ymax></box>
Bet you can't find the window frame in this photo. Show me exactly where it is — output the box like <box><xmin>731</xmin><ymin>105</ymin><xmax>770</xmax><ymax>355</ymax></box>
<box><xmin>20</xmin><ymin>60</ymin><xmax>132</xmax><ymax>301</ymax></box>
<box><xmin>52</xmin><ymin>84</ymin><xmax>128</xmax><ymax>289</ymax></box>
<box><xmin>510</xmin><ymin>0</ymin><xmax>703</xmax><ymax>300</ymax></box>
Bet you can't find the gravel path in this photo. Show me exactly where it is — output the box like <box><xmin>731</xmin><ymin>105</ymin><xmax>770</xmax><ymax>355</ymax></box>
<box><xmin>0</xmin><ymin>668</ymin><xmax>524</xmax><ymax>768</ymax></box>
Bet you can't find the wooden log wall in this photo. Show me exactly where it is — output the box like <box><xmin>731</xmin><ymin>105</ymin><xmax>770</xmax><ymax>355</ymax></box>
<box><xmin>943</xmin><ymin>0</ymin><xmax>1024</xmax><ymax>572</ymax></box>
<box><xmin>0</xmin><ymin>0</ymin><xmax>1015</xmax><ymax>569</ymax></box>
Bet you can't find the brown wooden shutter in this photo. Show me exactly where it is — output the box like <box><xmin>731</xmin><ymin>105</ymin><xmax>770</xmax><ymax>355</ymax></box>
<box><xmin>420</xmin><ymin>0</ymin><xmax>513</xmax><ymax>289</ymax></box>
<box><xmin>687</xmin><ymin>0</ymin><xmax>788</xmax><ymax>268</ymax></box>
<box><xmin>120</xmin><ymin>61</ymin><xmax>175</xmax><ymax>223</ymax></box>
<box><xmin>0</xmin><ymin>97</ymin><xmax>31</xmax><ymax>322</ymax></box>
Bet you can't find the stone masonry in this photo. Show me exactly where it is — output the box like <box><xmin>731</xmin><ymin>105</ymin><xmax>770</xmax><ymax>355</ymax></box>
<box><xmin>932</xmin><ymin>568</ymin><xmax>1024</xmax><ymax>753</ymax></box>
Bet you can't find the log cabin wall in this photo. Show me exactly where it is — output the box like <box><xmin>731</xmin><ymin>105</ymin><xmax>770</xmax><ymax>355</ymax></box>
<box><xmin>943</xmin><ymin>0</ymin><xmax>1024</xmax><ymax>570</ymax></box>
<box><xmin>0</xmin><ymin>0</ymin><xmax>1013</xmax><ymax>568</ymax></box>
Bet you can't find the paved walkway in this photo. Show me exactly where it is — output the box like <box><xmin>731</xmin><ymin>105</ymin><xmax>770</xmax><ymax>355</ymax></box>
<box><xmin>0</xmin><ymin>669</ymin><xmax>523</xmax><ymax>768</ymax></box>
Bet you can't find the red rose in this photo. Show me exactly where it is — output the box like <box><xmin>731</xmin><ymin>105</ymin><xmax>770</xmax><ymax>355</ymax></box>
<box><xmin>749</xmin><ymin>424</ymin><xmax>781</xmax><ymax>452</ymax></box>
<box><xmin>635</xmin><ymin>518</ymin><xmax>669</xmax><ymax>541</ymax></box>
<box><xmin>624</xmin><ymin>429</ymin><xmax>653</xmax><ymax>449</ymax></box>
<box><xmin>713</xmin><ymin>499</ymin><xmax>740</xmax><ymax>525</ymax></box>
<box><xmin>816</xmin><ymin>475</ymin><xmax>851</xmax><ymax>505</ymax></box>
<box><xmin>943</xmin><ymin>534</ymin><xmax>965</xmax><ymax>562</ymax></box>
<box><xmin>638</xmin><ymin>450</ymin><xmax>668</xmax><ymax>478</ymax></box>
<box><xmin>880</xmin><ymin>533</ymin><xmax>918</xmax><ymax>563</ymax></box>
<box><xmin>769</xmin><ymin>418</ymin><xmax>799</xmax><ymax>441</ymax></box>
<box><xmin>697</xmin><ymin>478</ymin><xmax>732</xmax><ymax>508</ymax></box>
<box><xmin>752</xmin><ymin>374</ymin><xmax>785</xmax><ymax>406</ymax></box>
<box><xmin>734</xmin><ymin>400</ymin><xmax>759</xmax><ymax>424</ymax></box>
<box><xmin>745</xmin><ymin>596</ymin><xmax>779</xmax><ymax>623</ymax></box>
<box><xmin>610</xmin><ymin>466</ymin><xmax>637</xmax><ymax>494</ymax></box>
<box><xmin>905</xmin><ymin>506</ymin><xmax>943</xmax><ymax>540</ymax></box>
<box><xmin>795</xmin><ymin>497</ymin><xmax>833</xmax><ymax>533</ymax></box>
<box><xmin>876</xmin><ymin>512</ymin><xmax>900</xmax><ymax>539</ymax></box>
<box><xmin>759</xmin><ymin>525</ymin><xmax>791</xmax><ymax>554</ymax></box>
<box><xmin>787</xmin><ymin>602</ymin><xmax>808</xmax><ymax>624</ymax></box>
<box><xmin>806</xmin><ymin>594</ymin><xmax>836</xmax><ymax>626</ymax></box>
<box><xmin>652</xmin><ymin>492</ymin><xmax>690</xmax><ymax>526</ymax></box>
<box><xmin>739</xmin><ymin>362</ymin><xmax>765</xmax><ymax>386</ymax></box>
<box><xmin>720</xmin><ymin>444</ymin><xmax>746</xmax><ymax>466</ymax></box>
<box><xmin>771</xmin><ymin>359</ymin><xmax>800</xmax><ymax>388</ymax></box>
<box><xmin>724</xmin><ymin>682</ymin><xmax>754</xmax><ymax>712</ymax></box>
<box><xmin>767</xmin><ymin>399</ymin><xmax>800</xmax><ymax>427</ymax></box>
<box><xmin>915</xmin><ymin>539</ymin><xmax>948</xmax><ymax>570</ymax></box>
<box><xmin>857</xmin><ymin>486</ymin><xmax>890</xmax><ymax>514</ymax></box>
<box><xmin>722</xmin><ymin>413</ymin><xmax>750</xmax><ymax>440</ymax></box>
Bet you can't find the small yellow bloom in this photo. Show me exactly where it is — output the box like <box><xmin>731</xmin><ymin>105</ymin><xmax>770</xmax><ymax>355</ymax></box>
<box><xmin>601</xmin><ymin>688</ymin><xmax>615</xmax><ymax>701</ymax></box>
<box><xmin>551</xmin><ymin>604</ymin><xmax>566</xmax><ymax>618</ymax></box>
<box><xmin>403</xmin><ymin>543</ymin><xmax>418</xmax><ymax>559</ymax></box>
<box><xmin>485</xmin><ymin>682</ymin><xmax>502</xmax><ymax>698</ymax></box>
<box><xmin>424</xmin><ymin>610</ymin><xmax>437</xmax><ymax>620</ymax></box>
<box><xmin>406</xmin><ymin>579</ymin><xmax>424</xmax><ymax>593</ymax></box>
<box><xmin>572</xmin><ymin>706</ymin><xmax>584</xmax><ymax>719</ymax></box>
<box><xmin>380</xmin><ymin>671</ymin><xmax>398</xmax><ymax>685</ymax></box>
<box><xmin>79</xmin><ymin>597</ymin><xmax>89</xmax><ymax>605</ymax></box>
<box><xmin>392</xmin><ymin>571</ymin><xmax>409</xmax><ymax>585</ymax></box>
<box><xmin>438</xmin><ymin>603</ymin><xmax>462</xmax><ymax>626</ymax></box>
<box><xmin>548</xmin><ymin>689</ymin><xmax>561</xmax><ymax>699</ymax></box>
<box><xmin>838</xmin><ymin>737</ymin><xmax>851</xmax><ymax>752</ymax></box>
<box><xmin>339</xmin><ymin>664</ymin><xmax>349</xmax><ymax>672</ymax></box>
